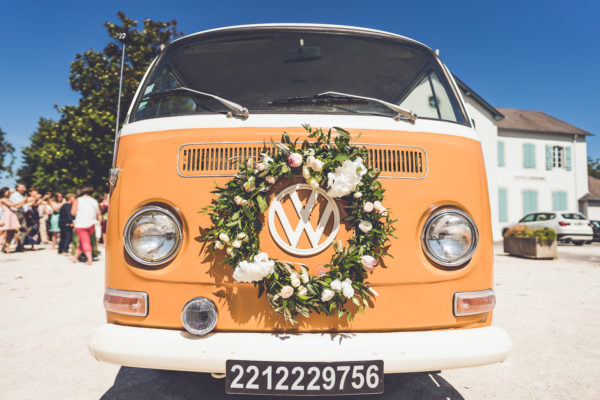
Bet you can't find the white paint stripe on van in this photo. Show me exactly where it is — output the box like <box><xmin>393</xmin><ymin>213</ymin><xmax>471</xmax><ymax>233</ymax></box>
<box><xmin>120</xmin><ymin>114</ymin><xmax>480</xmax><ymax>141</ymax></box>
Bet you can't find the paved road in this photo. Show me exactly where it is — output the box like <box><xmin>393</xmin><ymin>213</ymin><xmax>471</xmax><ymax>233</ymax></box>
<box><xmin>1</xmin><ymin>243</ymin><xmax>599</xmax><ymax>399</ymax></box>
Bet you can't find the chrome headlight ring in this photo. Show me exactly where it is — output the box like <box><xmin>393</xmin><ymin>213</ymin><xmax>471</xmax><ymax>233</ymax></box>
<box><xmin>421</xmin><ymin>208</ymin><xmax>479</xmax><ymax>268</ymax></box>
<box><xmin>123</xmin><ymin>205</ymin><xmax>183</xmax><ymax>266</ymax></box>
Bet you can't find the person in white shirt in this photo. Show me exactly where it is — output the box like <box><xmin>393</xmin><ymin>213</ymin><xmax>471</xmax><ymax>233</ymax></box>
<box><xmin>9</xmin><ymin>183</ymin><xmax>34</xmax><ymax>252</ymax></box>
<box><xmin>71</xmin><ymin>186</ymin><xmax>101</xmax><ymax>265</ymax></box>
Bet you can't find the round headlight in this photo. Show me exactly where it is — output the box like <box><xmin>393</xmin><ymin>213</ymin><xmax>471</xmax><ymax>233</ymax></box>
<box><xmin>182</xmin><ymin>298</ymin><xmax>218</xmax><ymax>336</ymax></box>
<box><xmin>123</xmin><ymin>205</ymin><xmax>182</xmax><ymax>266</ymax></box>
<box><xmin>422</xmin><ymin>208</ymin><xmax>478</xmax><ymax>267</ymax></box>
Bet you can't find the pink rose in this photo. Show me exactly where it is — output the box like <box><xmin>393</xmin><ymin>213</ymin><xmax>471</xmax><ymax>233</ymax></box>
<box><xmin>374</xmin><ymin>201</ymin><xmax>387</xmax><ymax>214</ymax></box>
<box><xmin>361</xmin><ymin>255</ymin><xmax>378</xmax><ymax>273</ymax></box>
<box><xmin>256</xmin><ymin>163</ymin><xmax>265</xmax><ymax>172</ymax></box>
<box><xmin>363</xmin><ymin>202</ymin><xmax>374</xmax><ymax>212</ymax></box>
<box><xmin>265</xmin><ymin>176</ymin><xmax>276</xmax><ymax>184</ymax></box>
<box><xmin>234</xmin><ymin>196</ymin><xmax>243</xmax><ymax>205</ymax></box>
<box><xmin>288</xmin><ymin>153</ymin><xmax>303</xmax><ymax>168</ymax></box>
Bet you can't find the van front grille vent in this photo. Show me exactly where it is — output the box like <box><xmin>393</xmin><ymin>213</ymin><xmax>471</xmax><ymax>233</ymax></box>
<box><xmin>178</xmin><ymin>143</ymin><xmax>427</xmax><ymax>179</ymax></box>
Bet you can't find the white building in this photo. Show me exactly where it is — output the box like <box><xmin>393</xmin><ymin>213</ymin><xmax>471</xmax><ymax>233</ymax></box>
<box><xmin>455</xmin><ymin>78</ymin><xmax>592</xmax><ymax>240</ymax></box>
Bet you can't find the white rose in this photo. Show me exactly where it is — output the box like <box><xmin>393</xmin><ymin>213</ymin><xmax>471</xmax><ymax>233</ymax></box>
<box><xmin>358</xmin><ymin>220</ymin><xmax>372</xmax><ymax>233</ymax></box>
<box><xmin>301</xmin><ymin>271</ymin><xmax>310</xmax><ymax>284</ymax></box>
<box><xmin>290</xmin><ymin>272</ymin><xmax>301</xmax><ymax>288</ymax></box>
<box><xmin>232</xmin><ymin>240</ymin><xmax>242</xmax><ymax>248</ymax></box>
<box><xmin>233</xmin><ymin>255</ymin><xmax>275</xmax><ymax>283</ymax></box>
<box><xmin>354</xmin><ymin>192</ymin><xmax>362</xmax><ymax>198</ymax></box>
<box><xmin>219</xmin><ymin>233</ymin><xmax>230</xmax><ymax>243</ymax></box>
<box><xmin>237</xmin><ymin>233</ymin><xmax>247</xmax><ymax>240</ymax></box>
<box><xmin>263</xmin><ymin>155</ymin><xmax>273</xmax><ymax>166</ymax></box>
<box><xmin>302</xmin><ymin>166</ymin><xmax>311</xmax><ymax>179</ymax></box>
<box><xmin>330</xmin><ymin>279</ymin><xmax>342</xmax><ymax>291</ymax></box>
<box><xmin>306</xmin><ymin>155</ymin><xmax>316</xmax><ymax>168</ymax></box>
<box><xmin>342</xmin><ymin>285</ymin><xmax>355</xmax><ymax>299</ymax></box>
<box><xmin>226</xmin><ymin>247</ymin><xmax>233</xmax><ymax>255</ymax></box>
<box><xmin>311</xmin><ymin>158</ymin><xmax>324</xmax><ymax>171</ymax></box>
<box><xmin>342</xmin><ymin>278</ymin><xmax>352</xmax><ymax>288</ymax></box>
<box><xmin>265</xmin><ymin>176</ymin><xmax>276</xmax><ymax>184</ymax></box>
<box><xmin>298</xmin><ymin>286</ymin><xmax>308</xmax><ymax>296</ymax></box>
<box><xmin>363</xmin><ymin>202</ymin><xmax>374</xmax><ymax>212</ymax></box>
<box><xmin>280</xmin><ymin>285</ymin><xmax>294</xmax><ymax>299</ymax></box>
<box><xmin>214</xmin><ymin>241</ymin><xmax>224</xmax><ymax>250</ymax></box>
<box><xmin>326</xmin><ymin>157</ymin><xmax>367</xmax><ymax>198</ymax></box>
<box><xmin>256</xmin><ymin>163</ymin><xmax>265</xmax><ymax>172</ymax></box>
<box><xmin>321</xmin><ymin>288</ymin><xmax>335</xmax><ymax>302</ymax></box>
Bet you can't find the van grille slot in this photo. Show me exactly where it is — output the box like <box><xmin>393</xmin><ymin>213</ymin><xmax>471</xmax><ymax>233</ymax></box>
<box><xmin>178</xmin><ymin>143</ymin><xmax>427</xmax><ymax>179</ymax></box>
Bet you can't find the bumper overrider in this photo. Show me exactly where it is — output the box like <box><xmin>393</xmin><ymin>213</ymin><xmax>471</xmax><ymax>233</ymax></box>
<box><xmin>89</xmin><ymin>324</ymin><xmax>512</xmax><ymax>373</ymax></box>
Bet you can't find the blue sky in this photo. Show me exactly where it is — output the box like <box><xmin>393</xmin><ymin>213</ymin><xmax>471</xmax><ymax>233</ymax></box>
<box><xmin>1</xmin><ymin>0</ymin><xmax>598</xmax><ymax>187</ymax></box>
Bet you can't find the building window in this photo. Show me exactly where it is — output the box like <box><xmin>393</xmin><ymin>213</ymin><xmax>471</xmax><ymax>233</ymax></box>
<box><xmin>523</xmin><ymin>143</ymin><xmax>536</xmax><ymax>169</ymax></box>
<box><xmin>498</xmin><ymin>141</ymin><xmax>505</xmax><ymax>167</ymax></box>
<box><xmin>498</xmin><ymin>188</ymin><xmax>508</xmax><ymax>222</ymax></box>
<box><xmin>552</xmin><ymin>146</ymin><xmax>564</xmax><ymax>168</ymax></box>
<box><xmin>546</xmin><ymin>145</ymin><xmax>573</xmax><ymax>171</ymax></box>
<box><xmin>522</xmin><ymin>190</ymin><xmax>538</xmax><ymax>215</ymax></box>
<box><xmin>552</xmin><ymin>191</ymin><xmax>568</xmax><ymax>211</ymax></box>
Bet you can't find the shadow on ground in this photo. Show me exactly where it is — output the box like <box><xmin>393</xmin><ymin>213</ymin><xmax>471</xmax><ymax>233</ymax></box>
<box><xmin>101</xmin><ymin>367</ymin><xmax>464</xmax><ymax>400</ymax></box>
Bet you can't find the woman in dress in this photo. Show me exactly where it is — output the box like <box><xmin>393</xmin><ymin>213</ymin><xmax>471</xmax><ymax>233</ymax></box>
<box><xmin>48</xmin><ymin>193</ymin><xmax>64</xmax><ymax>250</ymax></box>
<box><xmin>71</xmin><ymin>186</ymin><xmax>100</xmax><ymax>265</ymax></box>
<box><xmin>0</xmin><ymin>187</ymin><xmax>26</xmax><ymax>253</ymax></box>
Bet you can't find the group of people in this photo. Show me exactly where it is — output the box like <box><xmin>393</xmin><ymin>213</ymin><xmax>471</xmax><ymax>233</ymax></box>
<box><xmin>0</xmin><ymin>183</ymin><xmax>108</xmax><ymax>265</ymax></box>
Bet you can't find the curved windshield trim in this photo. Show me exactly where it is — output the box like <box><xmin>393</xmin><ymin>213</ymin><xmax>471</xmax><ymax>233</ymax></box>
<box><xmin>131</xmin><ymin>27</ymin><xmax>470</xmax><ymax>126</ymax></box>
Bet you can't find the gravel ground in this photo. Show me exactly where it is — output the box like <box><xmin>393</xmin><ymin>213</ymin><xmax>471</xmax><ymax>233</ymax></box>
<box><xmin>1</xmin><ymin>243</ymin><xmax>599</xmax><ymax>399</ymax></box>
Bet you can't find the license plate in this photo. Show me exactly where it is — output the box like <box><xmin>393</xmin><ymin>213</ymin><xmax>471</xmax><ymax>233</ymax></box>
<box><xmin>225</xmin><ymin>360</ymin><xmax>384</xmax><ymax>395</ymax></box>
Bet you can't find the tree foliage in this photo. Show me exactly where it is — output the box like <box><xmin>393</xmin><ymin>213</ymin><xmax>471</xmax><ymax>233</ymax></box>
<box><xmin>589</xmin><ymin>158</ymin><xmax>600</xmax><ymax>180</ymax></box>
<box><xmin>18</xmin><ymin>12</ymin><xmax>182</xmax><ymax>193</ymax></box>
<box><xmin>0</xmin><ymin>126</ymin><xmax>15</xmax><ymax>178</ymax></box>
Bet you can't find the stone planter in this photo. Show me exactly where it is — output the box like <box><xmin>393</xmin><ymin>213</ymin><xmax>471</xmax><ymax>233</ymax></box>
<box><xmin>503</xmin><ymin>236</ymin><xmax>557</xmax><ymax>259</ymax></box>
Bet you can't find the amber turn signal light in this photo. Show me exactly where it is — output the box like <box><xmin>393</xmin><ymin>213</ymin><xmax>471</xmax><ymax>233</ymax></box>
<box><xmin>103</xmin><ymin>288</ymin><xmax>148</xmax><ymax>316</ymax></box>
<box><xmin>453</xmin><ymin>289</ymin><xmax>496</xmax><ymax>317</ymax></box>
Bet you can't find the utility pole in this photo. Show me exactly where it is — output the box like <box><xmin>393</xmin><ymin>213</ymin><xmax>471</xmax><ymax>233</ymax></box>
<box><xmin>110</xmin><ymin>33</ymin><xmax>128</xmax><ymax>187</ymax></box>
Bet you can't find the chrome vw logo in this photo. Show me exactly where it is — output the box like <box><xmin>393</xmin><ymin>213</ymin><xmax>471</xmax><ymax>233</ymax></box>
<box><xmin>268</xmin><ymin>183</ymin><xmax>340</xmax><ymax>256</ymax></box>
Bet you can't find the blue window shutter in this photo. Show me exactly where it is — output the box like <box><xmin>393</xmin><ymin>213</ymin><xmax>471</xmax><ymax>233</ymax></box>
<box><xmin>498</xmin><ymin>141</ymin><xmax>505</xmax><ymax>167</ymax></box>
<box><xmin>523</xmin><ymin>190</ymin><xmax>538</xmax><ymax>215</ymax></box>
<box><xmin>523</xmin><ymin>143</ymin><xmax>536</xmax><ymax>168</ymax></box>
<box><xmin>498</xmin><ymin>188</ymin><xmax>508</xmax><ymax>222</ymax></box>
<box><xmin>566</xmin><ymin>146</ymin><xmax>572</xmax><ymax>171</ymax></box>
<box><xmin>560</xmin><ymin>192</ymin><xmax>567</xmax><ymax>210</ymax></box>
<box><xmin>552</xmin><ymin>192</ymin><xmax>559</xmax><ymax>211</ymax></box>
<box><xmin>546</xmin><ymin>145</ymin><xmax>553</xmax><ymax>170</ymax></box>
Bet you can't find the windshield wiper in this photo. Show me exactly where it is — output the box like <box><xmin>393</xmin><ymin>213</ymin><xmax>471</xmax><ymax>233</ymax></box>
<box><xmin>317</xmin><ymin>91</ymin><xmax>417</xmax><ymax>124</ymax></box>
<box><xmin>268</xmin><ymin>94</ymin><xmax>368</xmax><ymax>105</ymax></box>
<box><xmin>143</xmin><ymin>87</ymin><xmax>249</xmax><ymax>119</ymax></box>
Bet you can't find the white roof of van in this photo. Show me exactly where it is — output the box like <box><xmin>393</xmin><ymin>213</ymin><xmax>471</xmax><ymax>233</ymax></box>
<box><xmin>170</xmin><ymin>23</ymin><xmax>431</xmax><ymax>51</ymax></box>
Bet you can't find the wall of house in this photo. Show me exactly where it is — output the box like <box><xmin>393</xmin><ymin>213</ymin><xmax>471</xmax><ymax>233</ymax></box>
<box><xmin>496</xmin><ymin>130</ymin><xmax>589</xmax><ymax>234</ymax></box>
<box><xmin>462</xmin><ymin>98</ymin><xmax>500</xmax><ymax>239</ymax></box>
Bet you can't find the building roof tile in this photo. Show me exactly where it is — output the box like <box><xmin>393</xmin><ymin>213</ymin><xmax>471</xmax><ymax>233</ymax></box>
<box><xmin>580</xmin><ymin>176</ymin><xmax>600</xmax><ymax>201</ymax></box>
<box><xmin>497</xmin><ymin>108</ymin><xmax>591</xmax><ymax>135</ymax></box>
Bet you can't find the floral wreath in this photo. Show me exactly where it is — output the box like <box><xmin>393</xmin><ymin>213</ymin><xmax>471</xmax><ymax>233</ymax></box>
<box><xmin>201</xmin><ymin>125</ymin><xmax>396</xmax><ymax>323</ymax></box>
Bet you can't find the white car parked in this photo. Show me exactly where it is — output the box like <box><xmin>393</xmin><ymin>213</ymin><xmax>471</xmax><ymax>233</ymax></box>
<box><xmin>508</xmin><ymin>212</ymin><xmax>594</xmax><ymax>245</ymax></box>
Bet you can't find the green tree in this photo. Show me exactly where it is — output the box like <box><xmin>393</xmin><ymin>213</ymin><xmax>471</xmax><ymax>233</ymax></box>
<box><xmin>0</xmin><ymin>126</ymin><xmax>15</xmax><ymax>178</ymax></box>
<box><xmin>589</xmin><ymin>157</ymin><xmax>600</xmax><ymax>179</ymax></box>
<box><xmin>18</xmin><ymin>12</ymin><xmax>182</xmax><ymax>193</ymax></box>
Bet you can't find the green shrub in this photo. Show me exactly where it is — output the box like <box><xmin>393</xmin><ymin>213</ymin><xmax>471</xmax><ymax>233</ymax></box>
<box><xmin>504</xmin><ymin>225</ymin><xmax>556</xmax><ymax>245</ymax></box>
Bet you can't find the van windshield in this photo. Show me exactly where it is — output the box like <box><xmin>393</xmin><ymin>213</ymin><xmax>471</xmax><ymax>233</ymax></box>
<box><xmin>132</xmin><ymin>30</ymin><xmax>466</xmax><ymax>124</ymax></box>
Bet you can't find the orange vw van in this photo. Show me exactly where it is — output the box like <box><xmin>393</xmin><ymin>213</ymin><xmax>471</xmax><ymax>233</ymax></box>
<box><xmin>89</xmin><ymin>24</ymin><xmax>511</xmax><ymax>396</ymax></box>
